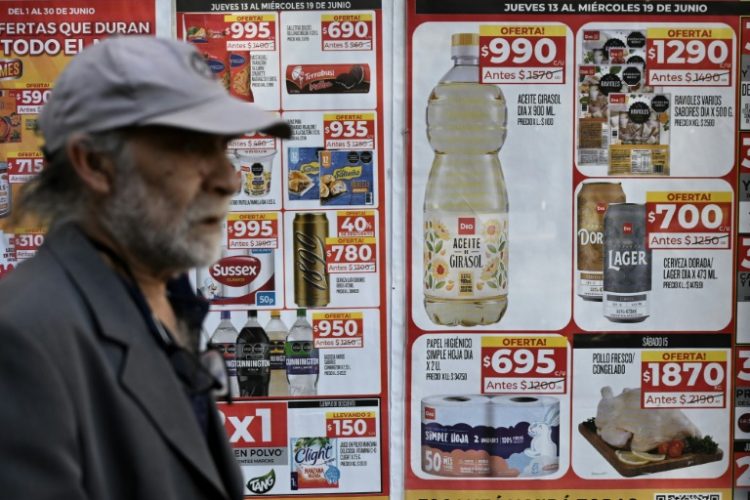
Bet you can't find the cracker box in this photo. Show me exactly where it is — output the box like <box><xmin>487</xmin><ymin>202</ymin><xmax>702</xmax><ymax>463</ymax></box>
<box><xmin>288</xmin><ymin>147</ymin><xmax>323</xmax><ymax>201</ymax></box>
<box><xmin>318</xmin><ymin>150</ymin><xmax>374</xmax><ymax>206</ymax></box>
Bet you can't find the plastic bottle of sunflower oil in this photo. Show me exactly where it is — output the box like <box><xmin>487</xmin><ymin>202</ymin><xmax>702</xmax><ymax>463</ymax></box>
<box><xmin>423</xmin><ymin>33</ymin><xmax>509</xmax><ymax>326</ymax></box>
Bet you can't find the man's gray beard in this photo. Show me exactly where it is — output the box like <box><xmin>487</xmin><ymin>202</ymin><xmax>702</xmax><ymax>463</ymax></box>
<box><xmin>100</xmin><ymin>156</ymin><xmax>224</xmax><ymax>274</ymax></box>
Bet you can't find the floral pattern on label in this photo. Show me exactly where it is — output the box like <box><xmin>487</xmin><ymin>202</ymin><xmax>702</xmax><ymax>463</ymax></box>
<box><xmin>423</xmin><ymin>213</ymin><xmax>508</xmax><ymax>300</ymax></box>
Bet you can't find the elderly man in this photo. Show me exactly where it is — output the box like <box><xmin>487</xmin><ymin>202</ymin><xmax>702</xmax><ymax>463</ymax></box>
<box><xmin>0</xmin><ymin>36</ymin><xmax>289</xmax><ymax>500</ymax></box>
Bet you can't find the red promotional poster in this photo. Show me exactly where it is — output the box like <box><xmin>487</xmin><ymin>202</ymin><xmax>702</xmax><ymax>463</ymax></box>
<box><xmin>9</xmin><ymin>0</ymin><xmax>750</xmax><ymax>499</ymax></box>
<box><xmin>0</xmin><ymin>0</ymin><xmax>156</xmax><ymax>268</ymax></box>
<box><xmin>176</xmin><ymin>1</ymin><xmax>388</xmax><ymax>498</ymax></box>
<box><xmin>404</xmin><ymin>1</ymin><xmax>743</xmax><ymax>499</ymax></box>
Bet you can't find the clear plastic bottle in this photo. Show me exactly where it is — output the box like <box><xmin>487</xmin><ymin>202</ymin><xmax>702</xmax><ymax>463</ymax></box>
<box><xmin>423</xmin><ymin>32</ymin><xmax>509</xmax><ymax>326</ymax></box>
<box><xmin>265</xmin><ymin>310</ymin><xmax>289</xmax><ymax>396</ymax></box>
<box><xmin>285</xmin><ymin>309</ymin><xmax>319</xmax><ymax>396</ymax></box>
<box><xmin>209</xmin><ymin>311</ymin><xmax>240</xmax><ymax>398</ymax></box>
<box><xmin>236</xmin><ymin>310</ymin><xmax>271</xmax><ymax>397</ymax></box>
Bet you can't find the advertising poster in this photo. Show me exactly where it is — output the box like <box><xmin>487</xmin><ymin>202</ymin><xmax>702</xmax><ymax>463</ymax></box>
<box><xmin>7</xmin><ymin>0</ymin><xmax>750</xmax><ymax>498</ymax></box>
<box><xmin>737</xmin><ymin>14</ymin><xmax>750</xmax><ymax>500</ymax></box>
<box><xmin>174</xmin><ymin>1</ymin><xmax>389</xmax><ymax>498</ymax></box>
<box><xmin>0</xmin><ymin>0</ymin><xmax>156</xmax><ymax>276</ymax></box>
<box><xmin>405</xmin><ymin>1</ymin><xmax>744</xmax><ymax>499</ymax></box>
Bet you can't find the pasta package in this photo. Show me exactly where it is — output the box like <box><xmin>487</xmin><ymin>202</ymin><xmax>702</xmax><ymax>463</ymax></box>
<box><xmin>229</xmin><ymin>51</ymin><xmax>253</xmax><ymax>102</ymax></box>
<box><xmin>195</xmin><ymin>39</ymin><xmax>230</xmax><ymax>91</ymax></box>
<box><xmin>182</xmin><ymin>13</ymin><xmax>228</xmax><ymax>43</ymax></box>
<box><xmin>184</xmin><ymin>14</ymin><xmax>209</xmax><ymax>43</ymax></box>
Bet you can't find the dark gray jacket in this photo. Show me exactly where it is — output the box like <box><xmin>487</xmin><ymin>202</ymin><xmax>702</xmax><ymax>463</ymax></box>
<box><xmin>0</xmin><ymin>223</ymin><xmax>244</xmax><ymax>500</ymax></box>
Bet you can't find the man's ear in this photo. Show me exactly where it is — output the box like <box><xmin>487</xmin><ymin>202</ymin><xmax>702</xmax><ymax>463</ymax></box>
<box><xmin>65</xmin><ymin>133</ymin><xmax>116</xmax><ymax>195</ymax></box>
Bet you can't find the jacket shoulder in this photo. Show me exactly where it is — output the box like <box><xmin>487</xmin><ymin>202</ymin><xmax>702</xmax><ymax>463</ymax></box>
<box><xmin>0</xmin><ymin>247</ymin><xmax>92</xmax><ymax>341</ymax></box>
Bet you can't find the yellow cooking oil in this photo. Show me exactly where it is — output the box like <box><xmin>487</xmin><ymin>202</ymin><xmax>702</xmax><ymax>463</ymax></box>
<box><xmin>423</xmin><ymin>33</ymin><xmax>509</xmax><ymax>326</ymax></box>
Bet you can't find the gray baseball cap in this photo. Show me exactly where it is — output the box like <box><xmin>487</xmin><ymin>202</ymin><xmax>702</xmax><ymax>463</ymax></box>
<box><xmin>38</xmin><ymin>36</ymin><xmax>290</xmax><ymax>154</ymax></box>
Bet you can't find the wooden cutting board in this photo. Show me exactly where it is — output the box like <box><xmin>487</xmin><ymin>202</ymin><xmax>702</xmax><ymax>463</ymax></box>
<box><xmin>578</xmin><ymin>422</ymin><xmax>723</xmax><ymax>477</ymax></box>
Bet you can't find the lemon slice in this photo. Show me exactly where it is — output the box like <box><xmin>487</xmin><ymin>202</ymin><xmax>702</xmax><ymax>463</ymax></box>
<box><xmin>615</xmin><ymin>450</ymin><xmax>649</xmax><ymax>465</ymax></box>
<box><xmin>631</xmin><ymin>450</ymin><xmax>666</xmax><ymax>462</ymax></box>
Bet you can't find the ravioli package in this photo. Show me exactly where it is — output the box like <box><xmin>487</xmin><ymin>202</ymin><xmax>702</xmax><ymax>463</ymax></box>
<box><xmin>577</xmin><ymin>63</ymin><xmax>645</xmax><ymax>166</ymax></box>
<box><xmin>608</xmin><ymin>93</ymin><xmax>671</xmax><ymax>176</ymax></box>
<box><xmin>581</xmin><ymin>29</ymin><xmax>647</xmax><ymax>65</ymax></box>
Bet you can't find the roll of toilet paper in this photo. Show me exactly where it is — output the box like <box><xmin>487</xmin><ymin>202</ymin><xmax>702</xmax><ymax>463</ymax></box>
<box><xmin>420</xmin><ymin>394</ymin><xmax>560</xmax><ymax>478</ymax></box>
<box><xmin>487</xmin><ymin>395</ymin><xmax>560</xmax><ymax>477</ymax></box>
<box><xmin>421</xmin><ymin>395</ymin><xmax>492</xmax><ymax>477</ymax></box>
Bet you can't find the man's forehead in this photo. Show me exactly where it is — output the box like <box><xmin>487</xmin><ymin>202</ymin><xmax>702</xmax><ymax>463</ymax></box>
<box><xmin>118</xmin><ymin>126</ymin><xmax>236</xmax><ymax>162</ymax></box>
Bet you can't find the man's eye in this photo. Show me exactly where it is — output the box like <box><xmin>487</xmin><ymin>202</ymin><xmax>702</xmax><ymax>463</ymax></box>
<box><xmin>182</xmin><ymin>140</ymin><xmax>221</xmax><ymax>156</ymax></box>
<box><xmin>152</xmin><ymin>129</ymin><xmax>226</xmax><ymax>156</ymax></box>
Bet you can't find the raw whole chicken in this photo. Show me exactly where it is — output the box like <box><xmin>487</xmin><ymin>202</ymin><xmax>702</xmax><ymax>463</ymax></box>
<box><xmin>595</xmin><ymin>386</ymin><xmax>701</xmax><ymax>452</ymax></box>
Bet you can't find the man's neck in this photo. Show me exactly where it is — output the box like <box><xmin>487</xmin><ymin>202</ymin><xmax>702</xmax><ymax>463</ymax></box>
<box><xmin>129</xmin><ymin>265</ymin><xmax>179</xmax><ymax>337</ymax></box>
<box><xmin>79</xmin><ymin>218</ymin><xmax>187</xmax><ymax>347</ymax></box>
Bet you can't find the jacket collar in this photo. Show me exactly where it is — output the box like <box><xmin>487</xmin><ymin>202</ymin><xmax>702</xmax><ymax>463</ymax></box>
<box><xmin>44</xmin><ymin>222</ymin><xmax>234</xmax><ymax>499</ymax></box>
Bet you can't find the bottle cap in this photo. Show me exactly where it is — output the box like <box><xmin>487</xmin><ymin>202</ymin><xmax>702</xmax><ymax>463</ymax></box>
<box><xmin>271</xmin><ymin>310</ymin><xmax>281</xmax><ymax>318</ymax></box>
<box><xmin>297</xmin><ymin>308</ymin><xmax>307</xmax><ymax>316</ymax></box>
<box><xmin>452</xmin><ymin>33</ymin><xmax>479</xmax><ymax>46</ymax></box>
<box><xmin>248</xmin><ymin>310</ymin><xmax>257</xmax><ymax>318</ymax></box>
<box><xmin>451</xmin><ymin>33</ymin><xmax>479</xmax><ymax>59</ymax></box>
<box><xmin>220</xmin><ymin>310</ymin><xmax>231</xmax><ymax>320</ymax></box>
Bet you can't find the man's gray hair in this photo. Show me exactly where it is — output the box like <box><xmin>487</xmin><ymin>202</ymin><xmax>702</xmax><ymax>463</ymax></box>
<box><xmin>15</xmin><ymin>130</ymin><xmax>130</xmax><ymax>225</ymax></box>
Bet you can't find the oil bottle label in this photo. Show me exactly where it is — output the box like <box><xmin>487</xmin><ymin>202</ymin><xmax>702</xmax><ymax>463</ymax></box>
<box><xmin>423</xmin><ymin>213</ymin><xmax>508</xmax><ymax>300</ymax></box>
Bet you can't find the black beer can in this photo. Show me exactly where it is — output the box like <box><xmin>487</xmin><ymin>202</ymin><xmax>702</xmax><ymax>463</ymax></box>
<box><xmin>603</xmin><ymin>203</ymin><xmax>651</xmax><ymax>322</ymax></box>
<box><xmin>293</xmin><ymin>212</ymin><xmax>330</xmax><ymax>307</ymax></box>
